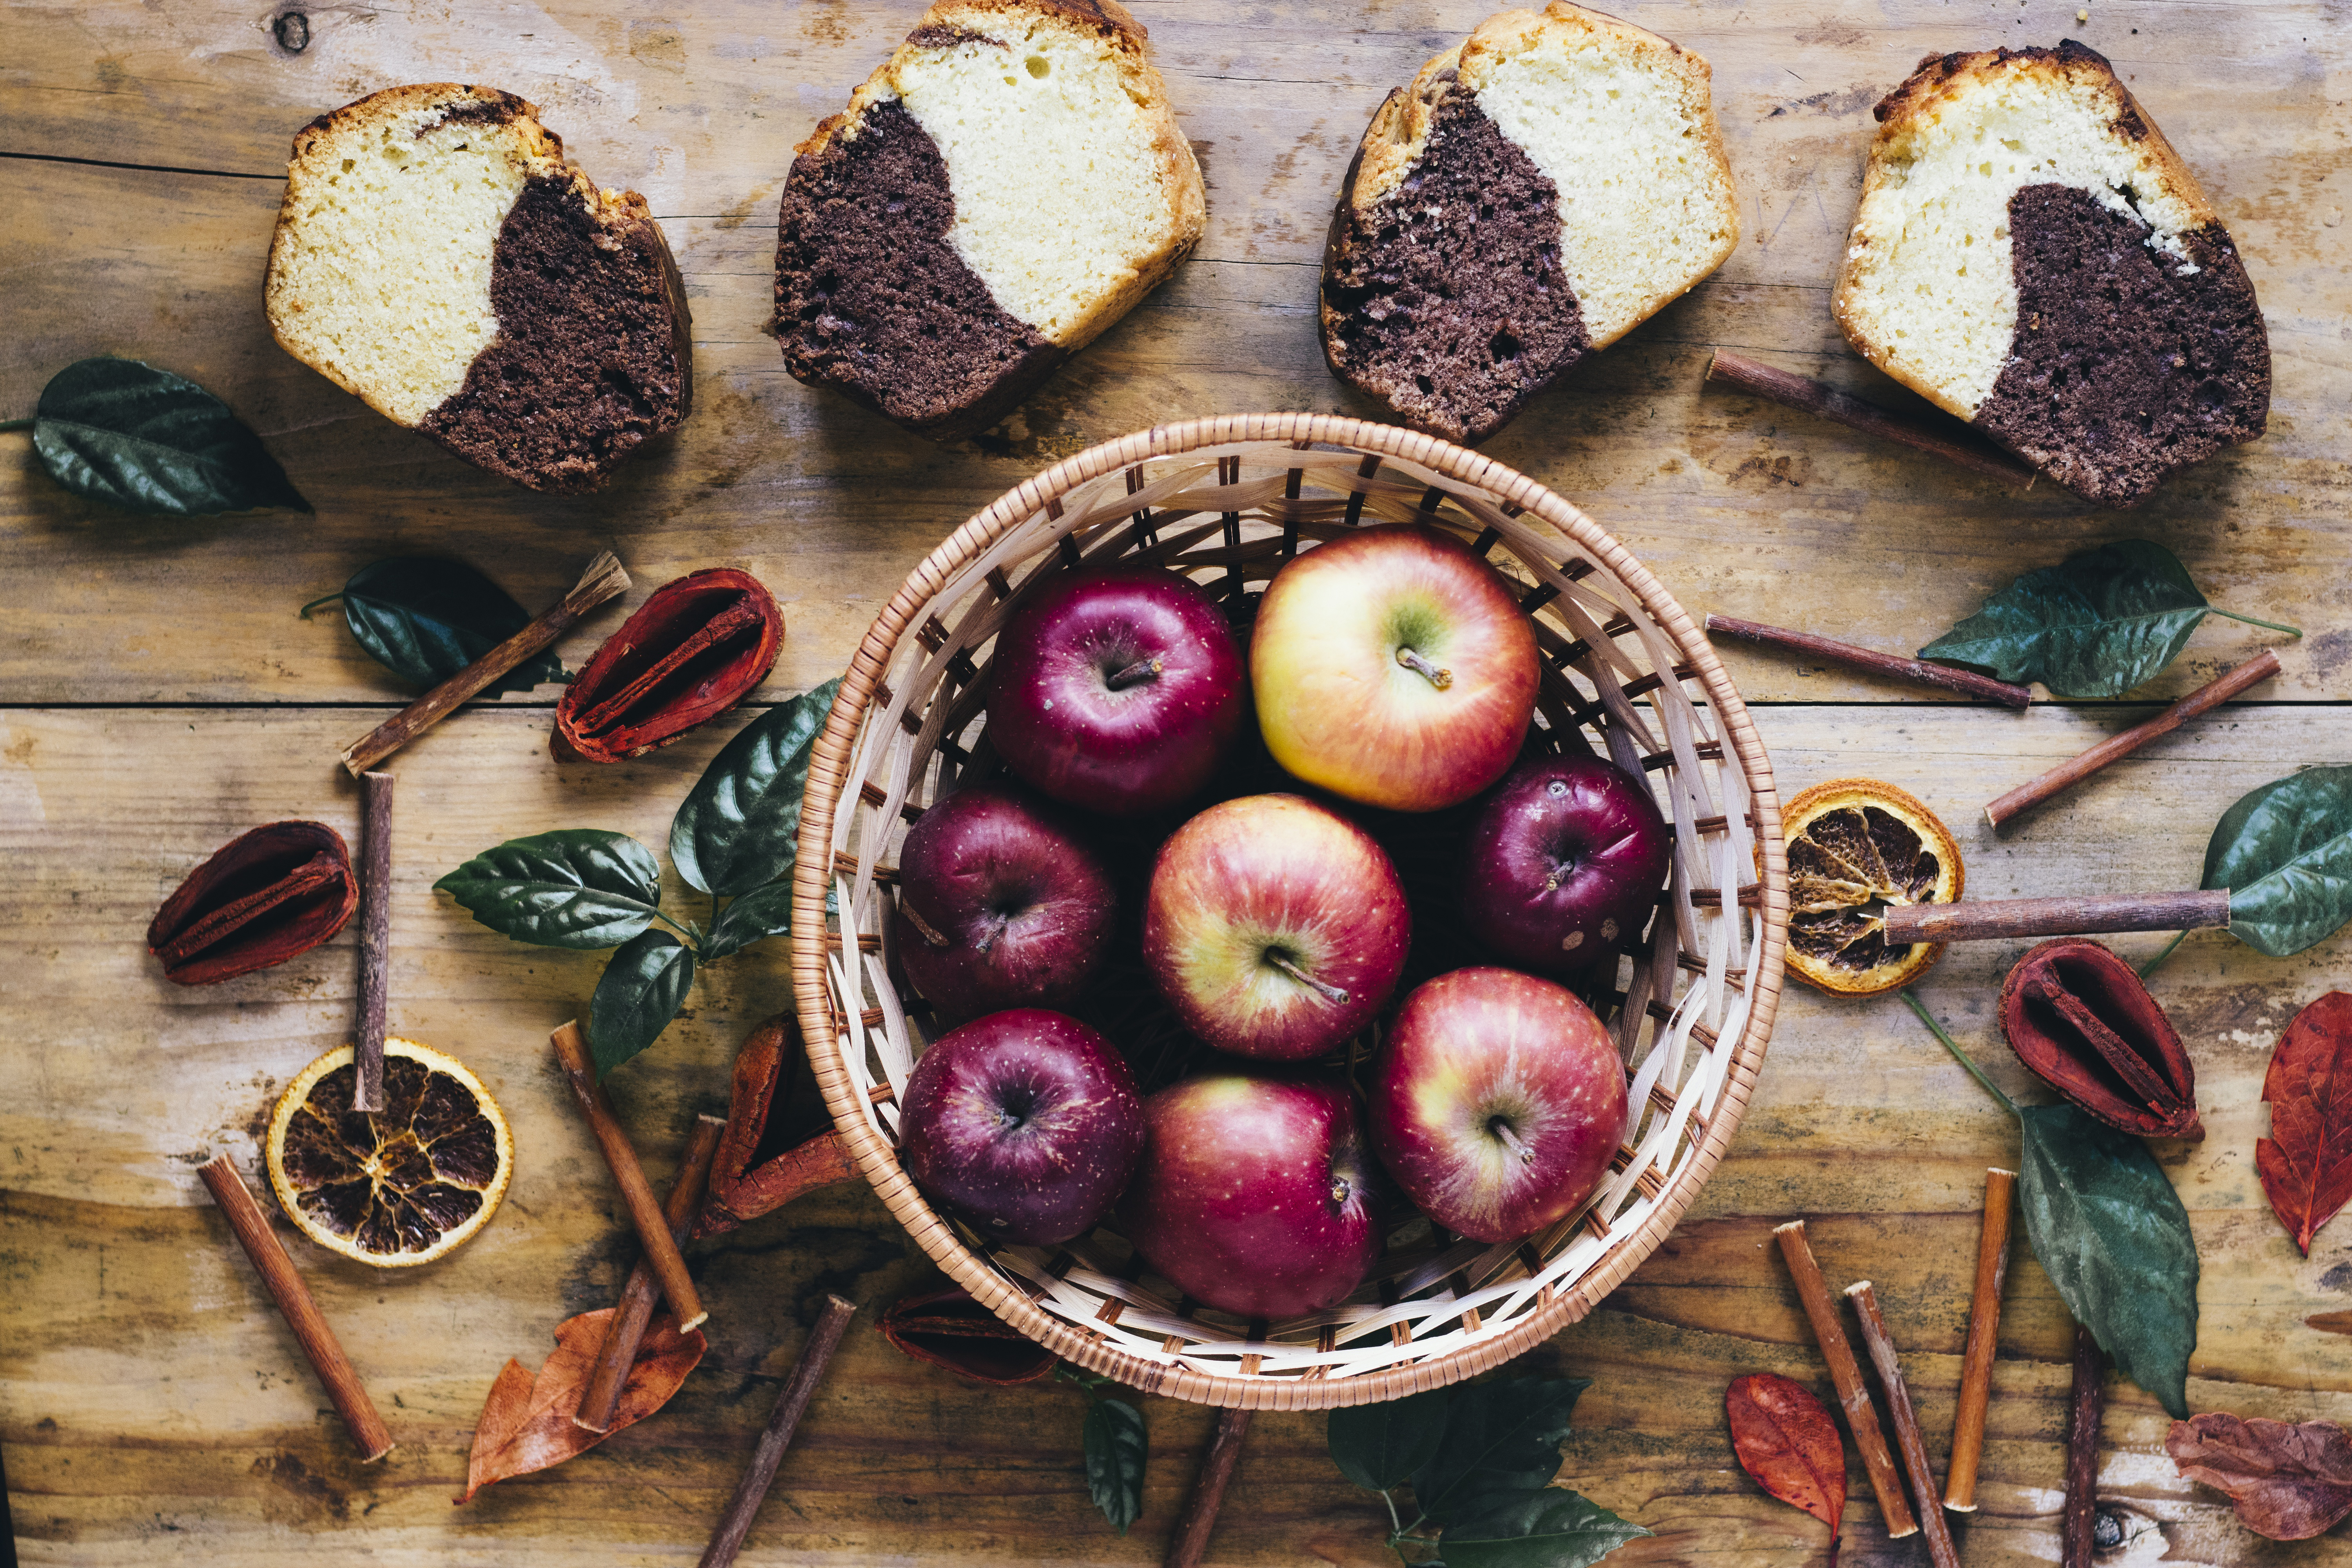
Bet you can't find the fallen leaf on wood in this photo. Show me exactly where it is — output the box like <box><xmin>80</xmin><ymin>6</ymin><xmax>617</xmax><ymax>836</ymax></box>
<box><xmin>2257</xmin><ymin>991</ymin><xmax>2352</xmax><ymax>1255</ymax></box>
<box><xmin>457</xmin><ymin>1309</ymin><xmax>705</xmax><ymax>1503</ymax></box>
<box><xmin>2167</xmin><ymin>1412</ymin><xmax>2352</xmax><ymax>1541</ymax></box>
<box><xmin>2307</xmin><ymin>1312</ymin><xmax>2352</xmax><ymax>1337</ymax></box>
<box><xmin>1726</xmin><ymin>1372</ymin><xmax>1845</xmax><ymax>1557</ymax></box>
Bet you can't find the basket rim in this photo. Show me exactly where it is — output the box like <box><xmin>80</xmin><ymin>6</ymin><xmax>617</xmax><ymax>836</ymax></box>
<box><xmin>789</xmin><ymin>412</ymin><xmax>1790</xmax><ymax>1409</ymax></box>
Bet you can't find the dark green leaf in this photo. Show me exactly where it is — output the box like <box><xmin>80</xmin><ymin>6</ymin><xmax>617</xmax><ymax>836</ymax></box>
<box><xmin>1329</xmin><ymin>1390</ymin><xmax>1450</xmax><ymax>1492</ymax></box>
<box><xmin>703</xmin><ymin>882</ymin><xmax>799</xmax><ymax>963</ymax></box>
<box><xmin>1917</xmin><ymin>540</ymin><xmax>2207</xmax><ymax>698</ymax></box>
<box><xmin>29</xmin><ymin>358</ymin><xmax>309</xmax><ymax>516</ymax></box>
<box><xmin>2017</xmin><ymin>1103</ymin><xmax>2199</xmax><ymax>1418</ymax></box>
<box><xmin>588</xmin><ymin>931</ymin><xmax>696</xmax><ymax>1076</ymax></box>
<box><xmin>1411</xmin><ymin>1378</ymin><xmax>1590</xmax><ymax>1524</ymax></box>
<box><xmin>2207</xmin><ymin>766</ymin><xmax>2352</xmax><ymax>958</ymax></box>
<box><xmin>669</xmin><ymin>679</ymin><xmax>843</xmax><ymax>896</ymax></box>
<box><xmin>329</xmin><ymin>557</ymin><xmax>562</xmax><ymax>696</ymax></box>
<box><xmin>433</xmin><ymin>830</ymin><xmax>662</xmax><ymax>949</ymax></box>
<box><xmin>1434</xmin><ymin>1486</ymin><xmax>1651</xmax><ymax>1568</ymax></box>
<box><xmin>1082</xmin><ymin>1397</ymin><xmax>1147</xmax><ymax>1537</ymax></box>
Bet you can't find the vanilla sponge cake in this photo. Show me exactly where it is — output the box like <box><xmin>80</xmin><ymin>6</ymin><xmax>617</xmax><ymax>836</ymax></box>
<box><xmin>1322</xmin><ymin>3</ymin><xmax>1740</xmax><ymax>444</ymax></box>
<box><xmin>265</xmin><ymin>85</ymin><xmax>692</xmax><ymax>494</ymax></box>
<box><xmin>776</xmin><ymin>0</ymin><xmax>1206</xmax><ymax>441</ymax></box>
<box><xmin>1834</xmin><ymin>44</ymin><xmax>2267</xmax><ymax>508</ymax></box>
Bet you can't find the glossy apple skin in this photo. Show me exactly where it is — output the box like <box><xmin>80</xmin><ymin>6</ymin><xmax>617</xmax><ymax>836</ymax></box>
<box><xmin>987</xmin><ymin>565</ymin><xmax>1248</xmax><ymax>817</ymax></box>
<box><xmin>892</xmin><ymin>783</ymin><xmax>1118</xmax><ymax>1022</ymax></box>
<box><xmin>899</xmin><ymin>1008</ymin><xmax>1145</xmax><ymax>1246</ymax></box>
<box><xmin>1142</xmin><ymin>794</ymin><xmax>1410</xmax><ymax>1060</ymax></box>
<box><xmin>1117</xmin><ymin>1071</ymin><xmax>1383</xmax><ymax>1319</ymax></box>
<box><xmin>1250</xmin><ymin>526</ymin><xmax>1538</xmax><ymax>813</ymax></box>
<box><xmin>1461</xmin><ymin>755</ymin><xmax>1671</xmax><ymax>979</ymax></box>
<box><xmin>1368</xmin><ymin>967</ymin><xmax>1629</xmax><ymax>1244</ymax></box>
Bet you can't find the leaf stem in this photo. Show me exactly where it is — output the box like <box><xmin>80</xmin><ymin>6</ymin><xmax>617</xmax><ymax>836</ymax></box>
<box><xmin>2208</xmin><ymin>607</ymin><xmax>2303</xmax><ymax>637</ymax></box>
<box><xmin>1900</xmin><ymin>988</ymin><xmax>2018</xmax><ymax>1118</ymax></box>
<box><xmin>0</xmin><ymin>417</ymin><xmax>33</xmax><ymax>434</ymax></box>
<box><xmin>2137</xmin><ymin>929</ymin><xmax>2188</xmax><ymax>980</ymax></box>
<box><xmin>298</xmin><ymin>591</ymin><xmax>343</xmax><ymax>620</ymax></box>
<box><xmin>1381</xmin><ymin>1488</ymin><xmax>1403</xmax><ymax>1539</ymax></box>
<box><xmin>651</xmin><ymin>909</ymin><xmax>703</xmax><ymax>952</ymax></box>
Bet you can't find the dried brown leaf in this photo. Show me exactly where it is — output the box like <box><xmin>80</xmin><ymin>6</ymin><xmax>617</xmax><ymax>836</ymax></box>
<box><xmin>457</xmin><ymin>1308</ymin><xmax>705</xmax><ymax>1503</ymax></box>
<box><xmin>2167</xmin><ymin>1412</ymin><xmax>2352</xmax><ymax>1541</ymax></box>
<box><xmin>2257</xmin><ymin>991</ymin><xmax>2352</xmax><ymax>1256</ymax></box>
<box><xmin>1727</xmin><ymin>1372</ymin><xmax>1845</xmax><ymax>1555</ymax></box>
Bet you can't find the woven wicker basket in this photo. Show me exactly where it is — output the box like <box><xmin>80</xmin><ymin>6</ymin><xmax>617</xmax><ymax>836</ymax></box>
<box><xmin>790</xmin><ymin>413</ymin><xmax>1788</xmax><ymax>1409</ymax></box>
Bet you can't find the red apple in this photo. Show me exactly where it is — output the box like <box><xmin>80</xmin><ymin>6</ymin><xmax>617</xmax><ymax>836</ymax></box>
<box><xmin>1117</xmin><ymin>1071</ymin><xmax>1383</xmax><ymax>1319</ymax></box>
<box><xmin>987</xmin><ymin>564</ymin><xmax>1249</xmax><ymax>817</ymax></box>
<box><xmin>1250</xmin><ymin>526</ymin><xmax>1538</xmax><ymax>813</ymax></box>
<box><xmin>898</xmin><ymin>1008</ymin><xmax>1145</xmax><ymax>1246</ymax></box>
<box><xmin>1461</xmin><ymin>755</ymin><xmax>1671</xmax><ymax>979</ymax></box>
<box><xmin>1142</xmin><ymin>793</ymin><xmax>1409</xmax><ymax>1060</ymax></box>
<box><xmin>1367</xmin><ymin>967</ymin><xmax>1629</xmax><ymax>1244</ymax></box>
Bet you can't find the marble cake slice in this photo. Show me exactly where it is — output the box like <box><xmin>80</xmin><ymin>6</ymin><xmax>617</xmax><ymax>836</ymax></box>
<box><xmin>774</xmin><ymin>0</ymin><xmax>1206</xmax><ymax>443</ymax></box>
<box><xmin>265</xmin><ymin>84</ymin><xmax>692</xmax><ymax>495</ymax></box>
<box><xmin>1835</xmin><ymin>43</ymin><xmax>2268</xmax><ymax>509</ymax></box>
<box><xmin>1321</xmin><ymin>2</ymin><xmax>1740</xmax><ymax>445</ymax></box>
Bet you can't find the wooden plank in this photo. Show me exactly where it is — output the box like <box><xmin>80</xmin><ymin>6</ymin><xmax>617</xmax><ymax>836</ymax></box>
<box><xmin>4</xmin><ymin>701</ymin><xmax>2347</xmax><ymax>1563</ymax></box>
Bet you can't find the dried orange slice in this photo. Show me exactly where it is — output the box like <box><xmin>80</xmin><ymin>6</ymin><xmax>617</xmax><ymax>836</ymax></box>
<box><xmin>266</xmin><ymin>1038</ymin><xmax>513</xmax><ymax>1267</ymax></box>
<box><xmin>1782</xmin><ymin>778</ymin><xmax>1963</xmax><ymax>997</ymax></box>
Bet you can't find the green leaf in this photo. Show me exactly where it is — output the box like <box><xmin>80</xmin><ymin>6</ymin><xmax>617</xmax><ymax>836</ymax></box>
<box><xmin>1082</xmin><ymin>1397</ymin><xmax>1147</xmax><ymax>1537</ymax></box>
<box><xmin>1329</xmin><ymin>1390</ymin><xmax>1450</xmax><ymax>1492</ymax></box>
<box><xmin>1411</xmin><ymin>1378</ymin><xmax>1590</xmax><ymax>1524</ymax></box>
<box><xmin>588</xmin><ymin>930</ymin><xmax>696</xmax><ymax>1076</ymax></box>
<box><xmin>2207</xmin><ymin>766</ymin><xmax>2352</xmax><ymax>958</ymax></box>
<box><xmin>1917</xmin><ymin>540</ymin><xmax>2209</xmax><ymax>698</ymax></box>
<box><xmin>433</xmin><ymin>830</ymin><xmax>663</xmax><ymax>949</ymax></box>
<box><xmin>2017</xmin><ymin>1103</ymin><xmax>2199</xmax><ymax>1418</ymax></box>
<box><xmin>328</xmin><ymin>557</ymin><xmax>562</xmax><ymax>696</ymax></box>
<box><xmin>1434</xmin><ymin>1487</ymin><xmax>1651</xmax><ymax>1568</ymax></box>
<box><xmin>29</xmin><ymin>358</ymin><xmax>309</xmax><ymax>516</ymax></box>
<box><xmin>703</xmin><ymin>881</ymin><xmax>799</xmax><ymax>962</ymax></box>
<box><xmin>670</xmin><ymin>679</ymin><xmax>844</xmax><ymax>897</ymax></box>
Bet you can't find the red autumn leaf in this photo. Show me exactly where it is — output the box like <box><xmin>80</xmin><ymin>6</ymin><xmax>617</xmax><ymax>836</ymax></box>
<box><xmin>2256</xmin><ymin>991</ymin><xmax>2352</xmax><ymax>1255</ymax></box>
<box><xmin>2167</xmin><ymin>1412</ymin><xmax>2352</xmax><ymax>1541</ymax></box>
<box><xmin>456</xmin><ymin>1309</ymin><xmax>706</xmax><ymax>1503</ymax></box>
<box><xmin>1727</xmin><ymin>1372</ymin><xmax>1846</xmax><ymax>1554</ymax></box>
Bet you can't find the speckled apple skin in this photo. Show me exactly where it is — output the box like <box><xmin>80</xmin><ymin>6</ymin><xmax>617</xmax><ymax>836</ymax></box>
<box><xmin>1461</xmin><ymin>755</ymin><xmax>1672</xmax><ymax>979</ymax></box>
<box><xmin>1368</xmin><ymin>967</ymin><xmax>1628</xmax><ymax>1244</ymax></box>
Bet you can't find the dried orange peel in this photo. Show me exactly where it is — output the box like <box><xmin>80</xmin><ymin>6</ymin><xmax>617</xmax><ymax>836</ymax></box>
<box><xmin>266</xmin><ymin>1037</ymin><xmax>513</xmax><ymax>1267</ymax></box>
<box><xmin>1781</xmin><ymin>778</ymin><xmax>1963</xmax><ymax>997</ymax></box>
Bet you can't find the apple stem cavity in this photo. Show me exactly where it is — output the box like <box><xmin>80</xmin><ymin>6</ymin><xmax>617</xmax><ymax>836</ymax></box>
<box><xmin>1264</xmin><ymin>949</ymin><xmax>1350</xmax><ymax>1006</ymax></box>
<box><xmin>1104</xmin><ymin>656</ymin><xmax>1163</xmax><ymax>691</ymax></box>
<box><xmin>898</xmin><ymin>899</ymin><xmax>954</xmax><ymax>950</ymax></box>
<box><xmin>1489</xmin><ymin>1116</ymin><xmax>1537</xmax><ymax>1165</ymax></box>
<box><xmin>1394</xmin><ymin>646</ymin><xmax>1452</xmax><ymax>690</ymax></box>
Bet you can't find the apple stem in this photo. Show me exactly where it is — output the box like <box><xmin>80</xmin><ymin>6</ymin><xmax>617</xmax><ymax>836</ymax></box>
<box><xmin>1264</xmin><ymin>950</ymin><xmax>1350</xmax><ymax>1006</ymax></box>
<box><xmin>898</xmin><ymin>900</ymin><xmax>953</xmax><ymax>950</ymax></box>
<box><xmin>1489</xmin><ymin>1117</ymin><xmax>1537</xmax><ymax>1166</ymax></box>
<box><xmin>1395</xmin><ymin>646</ymin><xmax>1452</xmax><ymax>690</ymax></box>
<box><xmin>1104</xmin><ymin>656</ymin><xmax>1163</xmax><ymax>691</ymax></box>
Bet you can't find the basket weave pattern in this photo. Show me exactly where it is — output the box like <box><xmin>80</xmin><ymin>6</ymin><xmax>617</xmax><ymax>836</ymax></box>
<box><xmin>791</xmin><ymin>414</ymin><xmax>1788</xmax><ymax>1409</ymax></box>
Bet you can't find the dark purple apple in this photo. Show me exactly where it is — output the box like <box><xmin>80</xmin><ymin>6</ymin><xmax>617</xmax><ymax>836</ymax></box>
<box><xmin>898</xmin><ymin>1008</ymin><xmax>1145</xmax><ymax>1246</ymax></box>
<box><xmin>1142</xmin><ymin>793</ymin><xmax>1410</xmax><ymax>1061</ymax></box>
<box><xmin>1367</xmin><ymin>967</ymin><xmax>1629</xmax><ymax>1244</ymax></box>
<box><xmin>892</xmin><ymin>782</ymin><xmax>1117</xmax><ymax>1022</ymax></box>
<box><xmin>1461</xmin><ymin>755</ymin><xmax>1671</xmax><ymax>978</ymax></box>
<box><xmin>1117</xmin><ymin>1071</ymin><xmax>1383</xmax><ymax>1319</ymax></box>
<box><xmin>986</xmin><ymin>564</ymin><xmax>1248</xmax><ymax>817</ymax></box>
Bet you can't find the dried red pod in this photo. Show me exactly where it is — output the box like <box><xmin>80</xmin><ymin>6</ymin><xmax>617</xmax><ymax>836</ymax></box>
<box><xmin>148</xmin><ymin>820</ymin><xmax>358</xmax><ymax>985</ymax></box>
<box><xmin>694</xmin><ymin>1013</ymin><xmax>860</xmax><ymax>1239</ymax></box>
<box><xmin>2000</xmin><ymin>938</ymin><xmax>2202</xmax><ymax>1139</ymax></box>
<box><xmin>552</xmin><ymin>568</ymin><xmax>782</xmax><ymax>762</ymax></box>
<box><xmin>878</xmin><ymin>1285</ymin><xmax>1056</xmax><ymax>1386</ymax></box>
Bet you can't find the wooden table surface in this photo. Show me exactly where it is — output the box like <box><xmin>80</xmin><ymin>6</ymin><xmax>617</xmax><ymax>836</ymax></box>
<box><xmin>4</xmin><ymin>0</ymin><xmax>2348</xmax><ymax>1562</ymax></box>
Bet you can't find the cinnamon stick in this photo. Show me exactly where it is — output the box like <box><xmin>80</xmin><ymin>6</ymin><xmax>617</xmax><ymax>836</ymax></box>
<box><xmin>197</xmin><ymin>1153</ymin><xmax>393</xmax><ymax>1462</ymax></box>
<box><xmin>1944</xmin><ymin>1167</ymin><xmax>2016</xmax><ymax>1512</ymax></box>
<box><xmin>339</xmin><ymin>551</ymin><xmax>629</xmax><ymax>776</ymax></box>
<box><xmin>1706</xmin><ymin>348</ymin><xmax>2040</xmax><ymax>487</ymax></box>
<box><xmin>697</xmin><ymin>1294</ymin><xmax>858</xmax><ymax>1568</ymax></box>
<box><xmin>1706</xmin><ymin>615</ymin><xmax>2033</xmax><ymax>710</ymax></box>
<box><xmin>1844</xmin><ymin>1281</ymin><xmax>1960</xmax><ymax>1568</ymax></box>
<box><xmin>2063</xmin><ymin>1323</ymin><xmax>2104</xmax><ymax>1568</ymax></box>
<box><xmin>1984</xmin><ymin>650</ymin><xmax>2281</xmax><ymax>829</ymax></box>
<box><xmin>549</xmin><ymin>1021</ymin><xmax>707</xmax><ymax>1333</ymax></box>
<box><xmin>1164</xmin><ymin>1407</ymin><xmax>1252</xmax><ymax>1568</ymax></box>
<box><xmin>1773</xmin><ymin>1221</ymin><xmax>1915</xmax><ymax>1538</ymax></box>
<box><xmin>1883</xmin><ymin>888</ymin><xmax>2232</xmax><ymax>947</ymax></box>
<box><xmin>353</xmin><ymin>771</ymin><xmax>393</xmax><ymax>1113</ymax></box>
<box><xmin>577</xmin><ymin>1113</ymin><xmax>726</xmax><ymax>1433</ymax></box>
